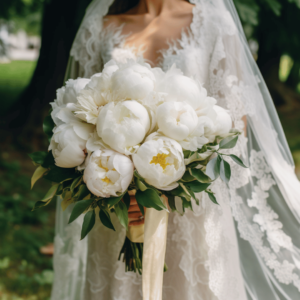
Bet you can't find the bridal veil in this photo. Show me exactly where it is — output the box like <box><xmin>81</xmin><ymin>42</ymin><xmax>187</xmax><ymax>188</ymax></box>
<box><xmin>51</xmin><ymin>1</ymin><xmax>300</xmax><ymax>299</ymax></box>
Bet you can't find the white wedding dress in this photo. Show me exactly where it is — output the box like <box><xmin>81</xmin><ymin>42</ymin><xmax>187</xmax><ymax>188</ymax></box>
<box><xmin>51</xmin><ymin>1</ymin><xmax>300</xmax><ymax>299</ymax></box>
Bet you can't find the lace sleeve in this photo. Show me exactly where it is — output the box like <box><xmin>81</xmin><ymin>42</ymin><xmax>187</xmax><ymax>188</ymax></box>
<box><xmin>70</xmin><ymin>0</ymin><xmax>115</xmax><ymax>77</ymax></box>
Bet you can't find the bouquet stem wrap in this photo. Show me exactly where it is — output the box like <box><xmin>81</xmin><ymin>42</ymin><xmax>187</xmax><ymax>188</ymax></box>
<box><xmin>142</xmin><ymin>205</ymin><xmax>169</xmax><ymax>300</ymax></box>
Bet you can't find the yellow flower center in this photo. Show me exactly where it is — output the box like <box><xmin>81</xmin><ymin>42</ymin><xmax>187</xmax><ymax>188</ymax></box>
<box><xmin>98</xmin><ymin>160</ymin><xmax>109</xmax><ymax>172</ymax></box>
<box><xmin>101</xmin><ymin>176</ymin><xmax>111</xmax><ymax>184</ymax></box>
<box><xmin>150</xmin><ymin>153</ymin><xmax>169</xmax><ymax>170</ymax></box>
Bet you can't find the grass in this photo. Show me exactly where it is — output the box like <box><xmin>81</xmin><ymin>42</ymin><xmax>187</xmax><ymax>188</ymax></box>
<box><xmin>0</xmin><ymin>61</ymin><xmax>37</xmax><ymax>115</ymax></box>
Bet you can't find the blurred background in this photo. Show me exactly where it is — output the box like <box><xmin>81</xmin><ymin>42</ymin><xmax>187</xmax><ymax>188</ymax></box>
<box><xmin>0</xmin><ymin>0</ymin><xmax>300</xmax><ymax>299</ymax></box>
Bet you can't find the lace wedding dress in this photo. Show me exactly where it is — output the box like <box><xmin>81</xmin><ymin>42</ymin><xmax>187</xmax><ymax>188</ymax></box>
<box><xmin>51</xmin><ymin>1</ymin><xmax>300</xmax><ymax>299</ymax></box>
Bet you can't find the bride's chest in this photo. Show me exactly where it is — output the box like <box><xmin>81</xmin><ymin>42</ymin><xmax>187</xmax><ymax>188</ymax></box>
<box><xmin>98</xmin><ymin>24</ymin><xmax>211</xmax><ymax>84</ymax></box>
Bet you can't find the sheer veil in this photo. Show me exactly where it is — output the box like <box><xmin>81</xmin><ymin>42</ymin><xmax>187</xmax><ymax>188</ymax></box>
<box><xmin>52</xmin><ymin>0</ymin><xmax>300</xmax><ymax>299</ymax></box>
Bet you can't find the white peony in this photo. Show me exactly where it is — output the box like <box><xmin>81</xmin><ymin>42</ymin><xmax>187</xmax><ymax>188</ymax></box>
<box><xmin>96</xmin><ymin>100</ymin><xmax>150</xmax><ymax>155</ymax></box>
<box><xmin>74</xmin><ymin>62</ymin><xmax>120</xmax><ymax>124</ymax></box>
<box><xmin>156</xmin><ymin>73</ymin><xmax>207</xmax><ymax>109</ymax></box>
<box><xmin>83</xmin><ymin>149</ymin><xmax>134</xmax><ymax>198</ymax></box>
<box><xmin>110</xmin><ymin>61</ymin><xmax>156</xmax><ymax>101</ymax></box>
<box><xmin>49</xmin><ymin>121</ymin><xmax>94</xmax><ymax>168</ymax></box>
<box><xmin>195</xmin><ymin>96</ymin><xmax>217</xmax><ymax>119</ymax></box>
<box><xmin>213</xmin><ymin>105</ymin><xmax>232</xmax><ymax>136</ymax></box>
<box><xmin>156</xmin><ymin>102</ymin><xmax>198</xmax><ymax>141</ymax></box>
<box><xmin>50</xmin><ymin>78</ymin><xmax>90</xmax><ymax>126</ymax></box>
<box><xmin>132</xmin><ymin>135</ymin><xmax>186</xmax><ymax>190</ymax></box>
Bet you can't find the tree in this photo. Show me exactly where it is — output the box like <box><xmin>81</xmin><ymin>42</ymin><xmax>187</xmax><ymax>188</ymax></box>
<box><xmin>234</xmin><ymin>0</ymin><xmax>300</xmax><ymax>107</ymax></box>
<box><xmin>4</xmin><ymin>0</ymin><xmax>92</xmax><ymax>133</ymax></box>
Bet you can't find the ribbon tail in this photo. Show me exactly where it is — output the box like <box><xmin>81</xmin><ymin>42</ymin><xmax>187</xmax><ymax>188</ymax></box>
<box><xmin>142</xmin><ymin>207</ymin><xmax>169</xmax><ymax>300</ymax></box>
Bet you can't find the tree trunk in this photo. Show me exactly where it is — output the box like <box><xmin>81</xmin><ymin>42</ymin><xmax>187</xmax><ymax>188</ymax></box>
<box><xmin>2</xmin><ymin>0</ymin><xmax>91</xmax><ymax>150</ymax></box>
<box><xmin>5</xmin><ymin>0</ymin><xmax>91</xmax><ymax>130</ymax></box>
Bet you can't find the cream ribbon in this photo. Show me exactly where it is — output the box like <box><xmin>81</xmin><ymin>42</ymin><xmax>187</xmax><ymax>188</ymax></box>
<box><xmin>126</xmin><ymin>191</ymin><xmax>169</xmax><ymax>300</ymax></box>
<box><xmin>142</xmin><ymin>206</ymin><xmax>168</xmax><ymax>300</ymax></box>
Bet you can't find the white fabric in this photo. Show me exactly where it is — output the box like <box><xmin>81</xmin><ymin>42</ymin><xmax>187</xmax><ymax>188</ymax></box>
<box><xmin>51</xmin><ymin>0</ymin><xmax>300</xmax><ymax>299</ymax></box>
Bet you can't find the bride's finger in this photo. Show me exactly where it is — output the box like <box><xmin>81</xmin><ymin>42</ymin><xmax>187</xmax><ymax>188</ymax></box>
<box><xmin>130</xmin><ymin>196</ymin><xmax>137</xmax><ymax>205</ymax></box>
<box><xmin>128</xmin><ymin>211</ymin><xmax>143</xmax><ymax>219</ymax></box>
<box><xmin>128</xmin><ymin>204</ymin><xmax>140</xmax><ymax>212</ymax></box>
<box><xmin>129</xmin><ymin>219</ymin><xmax>144</xmax><ymax>226</ymax></box>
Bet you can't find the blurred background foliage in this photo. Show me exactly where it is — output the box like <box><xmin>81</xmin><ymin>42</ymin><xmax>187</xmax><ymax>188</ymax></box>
<box><xmin>0</xmin><ymin>0</ymin><xmax>300</xmax><ymax>299</ymax></box>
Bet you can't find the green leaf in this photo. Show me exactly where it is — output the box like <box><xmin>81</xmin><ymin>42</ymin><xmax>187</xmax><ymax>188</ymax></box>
<box><xmin>184</xmin><ymin>151</ymin><xmax>212</xmax><ymax>165</ymax></box>
<box><xmin>181</xmin><ymin>170</ymin><xmax>195</xmax><ymax>182</ymax></box>
<box><xmin>105</xmin><ymin>194</ymin><xmax>123</xmax><ymax>207</ymax></box>
<box><xmin>179</xmin><ymin>182</ymin><xmax>192</xmax><ymax>200</ymax></box>
<box><xmin>220</xmin><ymin>159</ymin><xmax>231</xmax><ymax>183</ymax></box>
<box><xmin>81</xmin><ymin>210</ymin><xmax>96</xmax><ymax>240</ymax></box>
<box><xmin>74</xmin><ymin>184</ymin><xmax>90</xmax><ymax>200</ymax></box>
<box><xmin>181</xmin><ymin>197</ymin><xmax>193</xmax><ymax>212</ymax></box>
<box><xmin>41</xmin><ymin>184</ymin><xmax>60</xmax><ymax>203</ymax></box>
<box><xmin>186</xmin><ymin>181</ymin><xmax>211</xmax><ymax>193</ymax></box>
<box><xmin>99</xmin><ymin>209</ymin><xmax>115</xmax><ymax>231</ymax></box>
<box><xmin>183</xmin><ymin>150</ymin><xmax>194</xmax><ymax>159</ymax></box>
<box><xmin>135</xmin><ymin>177</ymin><xmax>148</xmax><ymax>191</ymax></box>
<box><xmin>31</xmin><ymin>165</ymin><xmax>48</xmax><ymax>188</ymax></box>
<box><xmin>68</xmin><ymin>199</ymin><xmax>94</xmax><ymax>224</ymax></box>
<box><xmin>70</xmin><ymin>176</ymin><xmax>83</xmax><ymax>193</ymax></box>
<box><xmin>135</xmin><ymin>189</ymin><xmax>167</xmax><ymax>211</ymax></box>
<box><xmin>61</xmin><ymin>192</ymin><xmax>73</xmax><ymax>211</ymax></box>
<box><xmin>43</xmin><ymin>166</ymin><xmax>77</xmax><ymax>183</ymax></box>
<box><xmin>41</xmin><ymin>151</ymin><xmax>55</xmax><ymax>168</ymax></box>
<box><xmin>123</xmin><ymin>192</ymin><xmax>131</xmax><ymax>210</ymax></box>
<box><xmin>114</xmin><ymin>201</ymin><xmax>128</xmax><ymax>230</ymax></box>
<box><xmin>190</xmin><ymin>168</ymin><xmax>212</xmax><ymax>183</ymax></box>
<box><xmin>43</xmin><ymin>114</ymin><xmax>55</xmax><ymax>139</ymax></box>
<box><xmin>32</xmin><ymin>201</ymin><xmax>48</xmax><ymax>211</ymax></box>
<box><xmin>170</xmin><ymin>185</ymin><xmax>190</xmax><ymax>199</ymax></box>
<box><xmin>229</xmin><ymin>154</ymin><xmax>248</xmax><ymax>168</ymax></box>
<box><xmin>219</xmin><ymin>136</ymin><xmax>238</xmax><ymax>149</ymax></box>
<box><xmin>167</xmin><ymin>194</ymin><xmax>176</xmax><ymax>212</ymax></box>
<box><xmin>188</xmin><ymin>188</ymin><xmax>197</xmax><ymax>202</ymax></box>
<box><xmin>205</xmin><ymin>156</ymin><xmax>221</xmax><ymax>180</ymax></box>
<box><xmin>28</xmin><ymin>151</ymin><xmax>48</xmax><ymax>165</ymax></box>
<box><xmin>55</xmin><ymin>183</ymin><xmax>63</xmax><ymax>196</ymax></box>
<box><xmin>137</xmin><ymin>203</ymin><xmax>145</xmax><ymax>216</ymax></box>
<box><xmin>206</xmin><ymin>190</ymin><xmax>219</xmax><ymax>205</ymax></box>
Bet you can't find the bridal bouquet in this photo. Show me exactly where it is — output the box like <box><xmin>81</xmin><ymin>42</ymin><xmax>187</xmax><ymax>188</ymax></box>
<box><xmin>30</xmin><ymin>59</ymin><xmax>246</xmax><ymax>277</ymax></box>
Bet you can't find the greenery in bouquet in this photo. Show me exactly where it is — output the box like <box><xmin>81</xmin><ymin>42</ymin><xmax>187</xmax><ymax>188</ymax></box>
<box><xmin>30</xmin><ymin>59</ymin><xmax>247</xmax><ymax>274</ymax></box>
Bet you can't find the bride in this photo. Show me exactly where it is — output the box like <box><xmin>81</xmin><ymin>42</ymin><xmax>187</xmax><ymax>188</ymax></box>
<box><xmin>51</xmin><ymin>0</ymin><xmax>300</xmax><ymax>299</ymax></box>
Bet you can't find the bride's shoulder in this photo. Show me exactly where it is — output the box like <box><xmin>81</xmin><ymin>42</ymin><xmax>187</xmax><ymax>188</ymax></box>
<box><xmin>103</xmin><ymin>12</ymin><xmax>135</xmax><ymax>30</ymax></box>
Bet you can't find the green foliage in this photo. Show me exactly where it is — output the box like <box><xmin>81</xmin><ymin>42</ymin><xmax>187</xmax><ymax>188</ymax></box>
<box><xmin>99</xmin><ymin>209</ymin><xmax>115</xmax><ymax>231</ymax></box>
<box><xmin>220</xmin><ymin>158</ymin><xmax>231</xmax><ymax>183</ymax></box>
<box><xmin>68</xmin><ymin>199</ymin><xmax>94</xmax><ymax>224</ymax></box>
<box><xmin>135</xmin><ymin>189</ymin><xmax>167</xmax><ymax>211</ymax></box>
<box><xmin>81</xmin><ymin>210</ymin><xmax>95</xmax><ymax>240</ymax></box>
<box><xmin>114</xmin><ymin>201</ymin><xmax>128</xmax><ymax>230</ymax></box>
<box><xmin>0</xmin><ymin>0</ymin><xmax>43</xmax><ymax>34</ymax></box>
<box><xmin>0</xmin><ymin>156</ymin><xmax>54</xmax><ymax>298</ymax></box>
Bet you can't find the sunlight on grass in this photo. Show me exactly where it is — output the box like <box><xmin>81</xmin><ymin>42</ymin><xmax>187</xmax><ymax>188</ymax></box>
<box><xmin>0</xmin><ymin>61</ymin><xmax>37</xmax><ymax>115</ymax></box>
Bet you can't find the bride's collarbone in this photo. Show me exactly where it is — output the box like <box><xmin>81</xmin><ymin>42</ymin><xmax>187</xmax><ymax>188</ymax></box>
<box><xmin>103</xmin><ymin>6</ymin><xmax>194</xmax><ymax>65</ymax></box>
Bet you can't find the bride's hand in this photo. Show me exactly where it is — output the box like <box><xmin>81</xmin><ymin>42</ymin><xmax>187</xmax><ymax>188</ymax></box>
<box><xmin>128</xmin><ymin>195</ymin><xmax>144</xmax><ymax>226</ymax></box>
